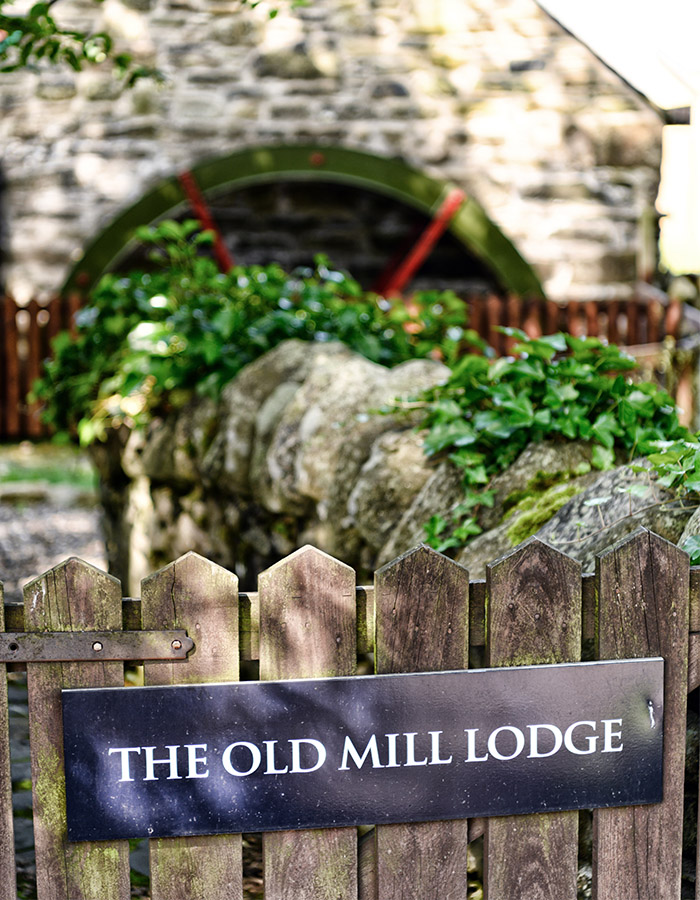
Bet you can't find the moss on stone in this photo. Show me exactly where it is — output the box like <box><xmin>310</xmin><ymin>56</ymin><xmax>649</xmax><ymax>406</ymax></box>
<box><xmin>506</xmin><ymin>480</ymin><xmax>585</xmax><ymax>546</ymax></box>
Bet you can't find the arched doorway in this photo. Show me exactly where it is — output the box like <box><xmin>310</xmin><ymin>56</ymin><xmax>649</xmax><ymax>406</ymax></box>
<box><xmin>63</xmin><ymin>145</ymin><xmax>543</xmax><ymax>297</ymax></box>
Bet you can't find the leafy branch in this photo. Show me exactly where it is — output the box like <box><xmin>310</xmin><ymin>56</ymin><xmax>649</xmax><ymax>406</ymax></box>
<box><xmin>410</xmin><ymin>329</ymin><xmax>693</xmax><ymax>553</ymax></box>
<box><xmin>0</xmin><ymin>0</ymin><xmax>161</xmax><ymax>83</ymax></box>
<box><xmin>33</xmin><ymin>219</ymin><xmax>470</xmax><ymax>445</ymax></box>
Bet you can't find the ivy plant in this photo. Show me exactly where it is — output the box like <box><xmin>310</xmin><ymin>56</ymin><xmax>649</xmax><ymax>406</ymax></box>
<box><xmin>34</xmin><ymin>220</ymin><xmax>469</xmax><ymax>445</ymax></box>
<box><xmin>412</xmin><ymin>329</ymin><xmax>692</xmax><ymax>552</ymax></box>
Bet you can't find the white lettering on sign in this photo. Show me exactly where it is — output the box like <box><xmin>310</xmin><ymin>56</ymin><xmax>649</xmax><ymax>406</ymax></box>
<box><xmin>464</xmin><ymin>718</ymin><xmax>624</xmax><ymax>763</ymax></box>
<box><xmin>109</xmin><ymin>744</ymin><xmax>211</xmax><ymax>782</ymax></box>
<box><xmin>105</xmin><ymin>719</ymin><xmax>625</xmax><ymax>784</ymax></box>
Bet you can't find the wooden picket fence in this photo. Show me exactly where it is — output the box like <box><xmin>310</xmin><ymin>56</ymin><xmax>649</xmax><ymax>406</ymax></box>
<box><xmin>0</xmin><ymin>294</ymin><xmax>81</xmax><ymax>440</ymax></box>
<box><xmin>0</xmin><ymin>530</ymin><xmax>698</xmax><ymax>898</ymax></box>
<box><xmin>0</xmin><ymin>289</ymin><xmax>695</xmax><ymax>440</ymax></box>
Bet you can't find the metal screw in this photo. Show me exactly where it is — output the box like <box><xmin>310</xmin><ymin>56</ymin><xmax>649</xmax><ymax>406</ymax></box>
<box><xmin>92</xmin><ymin>641</ymin><xmax>103</xmax><ymax>652</ymax></box>
<box><xmin>171</xmin><ymin>639</ymin><xmax>182</xmax><ymax>651</ymax></box>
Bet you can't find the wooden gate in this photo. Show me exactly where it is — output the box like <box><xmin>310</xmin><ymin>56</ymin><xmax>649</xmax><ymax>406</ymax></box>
<box><xmin>0</xmin><ymin>529</ymin><xmax>696</xmax><ymax>898</ymax></box>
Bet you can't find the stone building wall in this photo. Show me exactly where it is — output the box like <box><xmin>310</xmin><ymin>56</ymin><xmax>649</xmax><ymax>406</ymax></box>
<box><xmin>0</xmin><ymin>0</ymin><xmax>663</xmax><ymax>302</ymax></box>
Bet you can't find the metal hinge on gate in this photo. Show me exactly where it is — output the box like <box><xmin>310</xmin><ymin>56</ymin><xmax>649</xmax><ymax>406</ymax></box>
<box><xmin>0</xmin><ymin>631</ymin><xmax>194</xmax><ymax>663</ymax></box>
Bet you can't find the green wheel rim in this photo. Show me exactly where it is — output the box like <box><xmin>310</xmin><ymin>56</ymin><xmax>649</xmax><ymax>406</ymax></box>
<box><xmin>63</xmin><ymin>144</ymin><xmax>544</xmax><ymax>297</ymax></box>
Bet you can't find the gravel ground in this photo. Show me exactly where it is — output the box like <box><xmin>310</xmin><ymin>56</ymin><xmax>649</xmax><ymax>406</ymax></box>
<box><xmin>0</xmin><ymin>489</ymin><xmax>107</xmax><ymax>604</ymax></box>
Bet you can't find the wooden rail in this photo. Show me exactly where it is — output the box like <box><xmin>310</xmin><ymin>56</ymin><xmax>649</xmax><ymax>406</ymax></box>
<box><xmin>0</xmin><ymin>531</ymin><xmax>697</xmax><ymax>898</ymax></box>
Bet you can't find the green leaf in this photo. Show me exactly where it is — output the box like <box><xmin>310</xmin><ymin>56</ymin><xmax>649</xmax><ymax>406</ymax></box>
<box><xmin>591</xmin><ymin>445</ymin><xmax>615</xmax><ymax>471</ymax></box>
<box><xmin>591</xmin><ymin>411</ymin><xmax>623</xmax><ymax>449</ymax></box>
<box><xmin>682</xmin><ymin>535</ymin><xmax>700</xmax><ymax>565</ymax></box>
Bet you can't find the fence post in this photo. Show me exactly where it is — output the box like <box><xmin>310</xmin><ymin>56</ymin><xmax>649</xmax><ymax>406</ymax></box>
<box><xmin>593</xmin><ymin>529</ymin><xmax>689</xmax><ymax>899</ymax></box>
<box><xmin>484</xmin><ymin>538</ymin><xmax>581</xmax><ymax>900</ymax></box>
<box><xmin>24</xmin><ymin>559</ymin><xmax>130</xmax><ymax>900</ymax></box>
<box><xmin>373</xmin><ymin>545</ymin><xmax>470</xmax><ymax>899</ymax></box>
<box><xmin>259</xmin><ymin>546</ymin><xmax>358</xmax><ymax>900</ymax></box>
<box><xmin>0</xmin><ymin>580</ymin><xmax>16</xmax><ymax>900</ymax></box>
<box><xmin>141</xmin><ymin>552</ymin><xmax>242</xmax><ymax>900</ymax></box>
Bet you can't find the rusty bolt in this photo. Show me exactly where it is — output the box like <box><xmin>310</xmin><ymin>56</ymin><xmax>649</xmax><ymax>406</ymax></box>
<box><xmin>172</xmin><ymin>639</ymin><xmax>183</xmax><ymax>651</ymax></box>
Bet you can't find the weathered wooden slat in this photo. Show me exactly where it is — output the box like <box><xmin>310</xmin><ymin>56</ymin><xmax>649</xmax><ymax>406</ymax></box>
<box><xmin>24</xmin><ymin>559</ymin><xmax>130</xmax><ymax>900</ymax></box>
<box><xmin>648</xmin><ymin>300</ymin><xmax>662</xmax><ymax>344</ymax></box>
<box><xmin>608</xmin><ymin>300</ymin><xmax>620</xmax><ymax>344</ymax></box>
<box><xmin>487</xmin><ymin>294</ymin><xmax>504</xmax><ymax>352</ymax></box>
<box><xmin>546</xmin><ymin>299</ymin><xmax>560</xmax><ymax>334</ymax></box>
<box><xmin>374</xmin><ymin>545</ymin><xmax>470</xmax><ymax>900</ymax></box>
<box><xmin>259</xmin><ymin>546</ymin><xmax>358</xmax><ymax>900</ymax></box>
<box><xmin>0</xmin><ymin>581</ymin><xmax>16</xmax><ymax>900</ymax></box>
<box><xmin>522</xmin><ymin>297</ymin><xmax>542</xmax><ymax>338</ymax></box>
<box><xmin>2</xmin><ymin>298</ymin><xmax>20</xmax><ymax>438</ymax></box>
<box><xmin>690</xmin><ymin>567</ymin><xmax>700</xmax><ymax>633</ymax></box>
<box><xmin>582</xmin><ymin>572</ymin><xmax>596</xmax><ymax>643</ymax></box>
<box><xmin>585</xmin><ymin>300</ymin><xmax>599</xmax><ymax>337</ymax></box>
<box><xmin>469</xmin><ymin>294</ymin><xmax>486</xmax><ymax>343</ymax></box>
<box><xmin>689</xmin><ymin>633</ymin><xmax>700</xmax><ymax>692</ymax></box>
<box><xmin>142</xmin><ymin>552</ymin><xmax>242</xmax><ymax>900</ymax></box>
<box><xmin>627</xmin><ymin>298</ymin><xmax>639</xmax><ymax>344</ymax></box>
<box><xmin>485</xmin><ymin>539</ymin><xmax>581</xmax><ymax>900</ymax></box>
<box><xmin>593</xmin><ymin>529</ymin><xmax>689</xmax><ymax>900</ymax></box>
<box><xmin>469</xmin><ymin>578</ymin><xmax>486</xmax><ymax>647</ymax></box>
<box><xmin>25</xmin><ymin>299</ymin><xmax>43</xmax><ymax>438</ymax></box>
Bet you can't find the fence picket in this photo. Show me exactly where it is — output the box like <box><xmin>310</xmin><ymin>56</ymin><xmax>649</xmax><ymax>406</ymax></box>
<box><xmin>2</xmin><ymin>298</ymin><xmax>20</xmax><ymax>439</ymax></box>
<box><xmin>0</xmin><ymin>580</ymin><xmax>16</xmax><ymax>900</ymax></box>
<box><xmin>374</xmin><ymin>545</ymin><xmax>470</xmax><ymax>900</ymax></box>
<box><xmin>1</xmin><ymin>537</ymin><xmax>697</xmax><ymax>896</ymax></box>
<box><xmin>593</xmin><ymin>529</ymin><xmax>689</xmax><ymax>900</ymax></box>
<box><xmin>24</xmin><ymin>559</ymin><xmax>130</xmax><ymax>900</ymax></box>
<box><xmin>141</xmin><ymin>552</ymin><xmax>242</xmax><ymax>900</ymax></box>
<box><xmin>485</xmin><ymin>539</ymin><xmax>581</xmax><ymax>900</ymax></box>
<box><xmin>259</xmin><ymin>546</ymin><xmax>358</xmax><ymax>900</ymax></box>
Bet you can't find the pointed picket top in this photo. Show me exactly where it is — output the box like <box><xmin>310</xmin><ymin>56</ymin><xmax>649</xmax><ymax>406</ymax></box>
<box><xmin>595</xmin><ymin>524</ymin><xmax>689</xmax><ymax>567</ymax></box>
<box><xmin>376</xmin><ymin>541</ymin><xmax>468</xmax><ymax>579</ymax></box>
<box><xmin>375</xmin><ymin>542</ymin><xmax>469</xmax><ymax>674</ymax></box>
<box><xmin>595</xmin><ymin>525</ymin><xmax>690</xmax><ymax>659</ymax></box>
<box><xmin>142</xmin><ymin>551</ymin><xmax>238</xmax><ymax>685</ymax></box>
<box><xmin>141</xmin><ymin>549</ymin><xmax>238</xmax><ymax>598</ymax></box>
<box><xmin>259</xmin><ymin>544</ymin><xmax>354</xmax><ymax>581</ymax></box>
<box><xmin>487</xmin><ymin>537</ymin><xmax>581</xmax><ymax>668</ymax></box>
<box><xmin>24</xmin><ymin>557</ymin><xmax>122</xmax><ymax>632</ymax></box>
<box><xmin>259</xmin><ymin>544</ymin><xmax>356</xmax><ymax>681</ymax></box>
<box><xmin>487</xmin><ymin>535</ymin><xmax>581</xmax><ymax>580</ymax></box>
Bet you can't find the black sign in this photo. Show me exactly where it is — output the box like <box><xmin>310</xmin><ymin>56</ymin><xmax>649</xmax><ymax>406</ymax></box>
<box><xmin>62</xmin><ymin>658</ymin><xmax>663</xmax><ymax>841</ymax></box>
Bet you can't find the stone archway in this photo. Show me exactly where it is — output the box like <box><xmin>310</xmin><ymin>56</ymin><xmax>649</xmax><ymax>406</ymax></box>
<box><xmin>64</xmin><ymin>145</ymin><xmax>543</xmax><ymax>297</ymax></box>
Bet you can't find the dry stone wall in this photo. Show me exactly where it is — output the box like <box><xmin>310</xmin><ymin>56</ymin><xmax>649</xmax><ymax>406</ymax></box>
<box><xmin>0</xmin><ymin>0</ymin><xmax>662</xmax><ymax>301</ymax></box>
<box><xmin>94</xmin><ymin>339</ymin><xmax>693</xmax><ymax>595</ymax></box>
